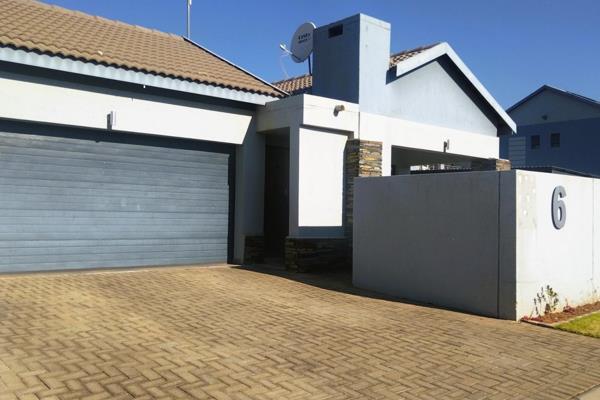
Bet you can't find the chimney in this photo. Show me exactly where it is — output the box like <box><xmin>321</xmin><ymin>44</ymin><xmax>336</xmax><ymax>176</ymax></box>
<box><xmin>312</xmin><ymin>14</ymin><xmax>391</xmax><ymax>112</ymax></box>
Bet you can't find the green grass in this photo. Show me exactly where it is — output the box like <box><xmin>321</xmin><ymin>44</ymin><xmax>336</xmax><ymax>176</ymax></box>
<box><xmin>556</xmin><ymin>313</ymin><xmax>600</xmax><ymax>338</ymax></box>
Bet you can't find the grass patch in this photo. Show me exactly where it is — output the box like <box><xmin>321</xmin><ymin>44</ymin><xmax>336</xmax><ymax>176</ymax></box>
<box><xmin>556</xmin><ymin>312</ymin><xmax>600</xmax><ymax>338</ymax></box>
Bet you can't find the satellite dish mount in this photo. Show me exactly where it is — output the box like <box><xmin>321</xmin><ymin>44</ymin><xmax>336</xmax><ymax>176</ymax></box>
<box><xmin>289</xmin><ymin>22</ymin><xmax>316</xmax><ymax>74</ymax></box>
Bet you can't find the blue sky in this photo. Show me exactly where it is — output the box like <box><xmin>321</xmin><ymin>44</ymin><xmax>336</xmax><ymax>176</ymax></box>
<box><xmin>43</xmin><ymin>0</ymin><xmax>600</xmax><ymax>108</ymax></box>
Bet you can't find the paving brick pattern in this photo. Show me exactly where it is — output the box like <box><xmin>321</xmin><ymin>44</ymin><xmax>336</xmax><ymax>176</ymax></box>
<box><xmin>0</xmin><ymin>266</ymin><xmax>599</xmax><ymax>399</ymax></box>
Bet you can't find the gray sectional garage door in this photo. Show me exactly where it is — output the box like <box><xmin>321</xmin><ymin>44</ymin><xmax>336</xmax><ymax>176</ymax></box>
<box><xmin>0</xmin><ymin>121</ymin><xmax>235</xmax><ymax>273</ymax></box>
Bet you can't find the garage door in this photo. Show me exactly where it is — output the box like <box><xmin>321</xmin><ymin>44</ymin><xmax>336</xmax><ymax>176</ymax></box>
<box><xmin>0</xmin><ymin>121</ymin><xmax>235</xmax><ymax>273</ymax></box>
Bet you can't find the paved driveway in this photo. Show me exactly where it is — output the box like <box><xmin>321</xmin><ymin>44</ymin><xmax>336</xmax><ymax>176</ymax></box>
<box><xmin>0</xmin><ymin>266</ymin><xmax>599</xmax><ymax>400</ymax></box>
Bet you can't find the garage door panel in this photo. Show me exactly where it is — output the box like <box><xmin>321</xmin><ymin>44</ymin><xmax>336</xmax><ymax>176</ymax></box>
<box><xmin>0</xmin><ymin>161</ymin><xmax>229</xmax><ymax>182</ymax></box>
<box><xmin>0</xmin><ymin>255</ymin><xmax>224</xmax><ymax>272</ymax></box>
<box><xmin>0</xmin><ymin>237</ymin><xmax>227</xmax><ymax>249</ymax></box>
<box><xmin>0</xmin><ymin>247</ymin><xmax>228</xmax><ymax>264</ymax></box>
<box><xmin>0</xmin><ymin>200</ymin><xmax>229</xmax><ymax>214</ymax></box>
<box><xmin>0</xmin><ymin>242</ymin><xmax>227</xmax><ymax>257</ymax></box>
<box><xmin>0</xmin><ymin>154</ymin><xmax>230</xmax><ymax>178</ymax></box>
<box><xmin>0</xmin><ymin>121</ymin><xmax>234</xmax><ymax>272</ymax></box>
<box><xmin>0</xmin><ymin>131</ymin><xmax>230</xmax><ymax>163</ymax></box>
<box><xmin>0</xmin><ymin>140</ymin><xmax>231</xmax><ymax>164</ymax></box>
<box><xmin>0</xmin><ymin>185</ymin><xmax>230</xmax><ymax>202</ymax></box>
<box><xmin>0</xmin><ymin>214</ymin><xmax>229</xmax><ymax>226</ymax></box>
<box><xmin>0</xmin><ymin>169</ymin><xmax>229</xmax><ymax>188</ymax></box>
<box><xmin>0</xmin><ymin>178</ymin><xmax>230</xmax><ymax>197</ymax></box>
<box><xmin>0</xmin><ymin>193</ymin><xmax>229</xmax><ymax>210</ymax></box>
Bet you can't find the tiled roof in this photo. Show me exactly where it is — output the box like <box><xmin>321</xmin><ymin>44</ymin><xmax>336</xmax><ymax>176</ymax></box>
<box><xmin>272</xmin><ymin>74</ymin><xmax>312</xmax><ymax>95</ymax></box>
<box><xmin>273</xmin><ymin>43</ymin><xmax>439</xmax><ymax>95</ymax></box>
<box><xmin>388</xmin><ymin>43</ymin><xmax>438</xmax><ymax>66</ymax></box>
<box><xmin>0</xmin><ymin>0</ymin><xmax>284</xmax><ymax>97</ymax></box>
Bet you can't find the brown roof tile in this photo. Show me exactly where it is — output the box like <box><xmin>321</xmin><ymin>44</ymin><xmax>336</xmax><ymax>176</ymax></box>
<box><xmin>272</xmin><ymin>74</ymin><xmax>312</xmax><ymax>95</ymax></box>
<box><xmin>0</xmin><ymin>0</ymin><xmax>284</xmax><ymax>97</ymax></box>
<box><xmin>388</xmin><ymin>43</ymin><xmax>439</xmax><ymax>66</ymax></box>
<box><xmin>273</xmin><ymin>43</ymin><xmax>439</xmax><ymax>95</ymax></box>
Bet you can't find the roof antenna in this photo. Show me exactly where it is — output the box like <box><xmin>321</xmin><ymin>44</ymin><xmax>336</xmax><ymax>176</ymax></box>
<box><xmin>186</xmin><ymin>0</ymin><xmax>192</xmax><ymax>39</ymax></box>
<box><xmin>279</xmin><ymin>44</ymin><xmax>291</xmax><ymax>79</ymax></box>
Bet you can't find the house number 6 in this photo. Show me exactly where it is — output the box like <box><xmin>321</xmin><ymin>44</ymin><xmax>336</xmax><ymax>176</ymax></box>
<box><xmin>552</xmin><ymin>186</ymin><xmax>566</xmax><ymax>229</ymax></box>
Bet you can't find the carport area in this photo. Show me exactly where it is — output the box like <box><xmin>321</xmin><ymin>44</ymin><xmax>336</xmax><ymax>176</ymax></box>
<box><xmin>1</xmin><ymin>266</ymin><xmax>599</xmax><ymax>399</ymax></box>
<box><xmin>391</xmin><ymin>145</ymin><xmax>478</xmax><ymax>175</ymax></box>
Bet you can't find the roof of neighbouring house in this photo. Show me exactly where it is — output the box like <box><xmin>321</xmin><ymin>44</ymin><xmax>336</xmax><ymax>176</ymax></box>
<box><xmin>0</xmin><ymin>0</ymin><xmax>285</xmax><ymax>97</ymax></box>
<box><xmin>272</xmin><ymin>43</ymin><xmax>439</xmax><ymax>95</ymax></box>
<box><xmin>507</xmin><ymin>85</ymin><xmax>600</xmax><ymax>113</ymax></box>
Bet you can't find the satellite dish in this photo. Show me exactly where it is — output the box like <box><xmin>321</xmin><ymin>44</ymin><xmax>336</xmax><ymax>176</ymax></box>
<box><xmin>290</xmin><ymin>22</ymin><xmax>316</xmax><ymax>63</ymax></box>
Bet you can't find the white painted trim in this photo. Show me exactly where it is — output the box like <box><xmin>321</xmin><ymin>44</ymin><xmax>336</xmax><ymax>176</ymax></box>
<box><xmin>0</xmin><ymin>46</ymin><xmax>277</xmax><ymax>105</ymax></box>
<box><xmin>0</xmin><ymin>72</ymin><xmax>253</xmax><ymax>145</ymax></box>
<box><xmin>395</xmin><ymin>43</ymin><xmax>517</xmax><ymax>133</ymax></box>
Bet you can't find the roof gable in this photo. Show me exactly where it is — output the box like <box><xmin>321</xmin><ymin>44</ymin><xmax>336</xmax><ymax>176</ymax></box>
<box><xmin>0</xmin><ymin>0</ymin><xmax>284</xmax><ymax>97</ymax></box>
<box><xmin>393</xmin><ymin>43</ymin><xmax>515</xmax><ymax>133</ymax></box>
<box><xmin>273</xmin><ymin>44</ymin><xmax>435</xmax><ymax>95</ymax></box>
<box><xmin>273</xmin><ymin>42</ymin><xmax>515</xmax><ymax>133</ymax></box>
<box><xmin>507</xmin><ymin>85</ymin><xmax>600</xmax><ymax>125</ymax></box>
<box><xmin>508</xmin><ymin>85</ymin><xmax>600</xmax><ymax>113</ymax></box>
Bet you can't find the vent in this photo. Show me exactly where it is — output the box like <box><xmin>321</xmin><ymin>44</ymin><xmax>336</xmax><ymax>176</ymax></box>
<box><xmin>328</xmin><ymin>24</ymin><xmax>343</xmax><ymax>38</ymax></box>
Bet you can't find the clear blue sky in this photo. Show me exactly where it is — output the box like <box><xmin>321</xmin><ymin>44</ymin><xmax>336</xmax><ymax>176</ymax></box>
<box><xmin>43</xmin><ymin>0</ymin><xmax>600</xmax><ymax>108</ymax></box>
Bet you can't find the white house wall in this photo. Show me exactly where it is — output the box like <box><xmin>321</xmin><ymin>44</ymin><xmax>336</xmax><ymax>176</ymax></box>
<box><xmin>257</xmin><ymin>94</ymin><xmax>502</xmax><ymax>238</ymax></box>
<box><xmin>360</xmin><ymin>112</ymin><xmax>499</xmax><ymax>175</ymax></box>
<box><xmin>387</xmin><ymin>58</ymin><xmax>499</xmax><ymax>136</ymax></box>
<box><xmin>297</xmin><ymin>127</ymin><xmax>347</xmax><ymax>237</ymax></box>
<box><xmin>0</xmin><ymin>70</ymin><xmax>253</xmax><ymax>145</ymax></box>
<box><xmin>515</xmin><ymin>171</ymin><xmax>598</xmax><ymax>318</ymax></box>
<box><xmin>233</xmin><ymin>122</ymin><xmax>265</xmax><ymax>262</ymax></box>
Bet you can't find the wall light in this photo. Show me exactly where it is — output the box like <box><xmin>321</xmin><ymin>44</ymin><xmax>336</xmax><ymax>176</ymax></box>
<box><xmin>333</xmin><ymin>104</ymin><xmax>345</xmax><ymax>116</ymax></box>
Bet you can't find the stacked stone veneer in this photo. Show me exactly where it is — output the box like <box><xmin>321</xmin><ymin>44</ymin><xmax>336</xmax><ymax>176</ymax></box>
<box><xmin>344</xmin><ymin>140</ymin><xmax>383</xmax><ymax>239</ymax></box>
<box><xmin>284</xmin><ymin>139</ymin><xmax>383</xmax><ymax>272</ymax></box>
<box><xmin>244</xmin><ymin>236</ymin><xmax>265</xmax><ymax>264</ymax></box>
<box><xmin>471</xmin><ymin>158</ymin><xmax>511</xmax><ymax>172</ymax></box>
<box><xmin>285</xmin><ymin>237</ymin><xmax>348</xmax><ymax>272</ymax></box>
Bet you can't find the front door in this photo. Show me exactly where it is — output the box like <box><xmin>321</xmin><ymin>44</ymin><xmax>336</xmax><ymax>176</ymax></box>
<box><xmin>263</xmin><ymin>145</ymin><xmax>289</xmax><ymax>258</ymax></box>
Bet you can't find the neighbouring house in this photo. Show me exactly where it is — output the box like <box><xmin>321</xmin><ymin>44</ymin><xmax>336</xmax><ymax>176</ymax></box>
<box><xmin>0</xmin><ymin>1</ymin><xmax>514</xmax><ymax>273</ymax></box>
<box><xmin>500</xmin><ymin>85</ymin><xmax>600</xmax><ymax>176</ymax></box>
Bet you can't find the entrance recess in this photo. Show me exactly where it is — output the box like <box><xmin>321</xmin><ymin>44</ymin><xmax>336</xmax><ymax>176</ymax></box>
<box><xmin>263</xmin><ymin>144</ymin><xmax>289</xmax><ymax>258</ymax></box>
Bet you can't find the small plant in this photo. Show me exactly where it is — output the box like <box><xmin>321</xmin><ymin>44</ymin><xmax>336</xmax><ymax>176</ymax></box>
<box><xmin>563</xmin><ymin>299</ymin><xmax>575</xmax><ymax>314</ymax></box>
<box><xmin>533</xmin><ymin>285</ymin><xmax>560</xmax><ymax>317</ymax></box>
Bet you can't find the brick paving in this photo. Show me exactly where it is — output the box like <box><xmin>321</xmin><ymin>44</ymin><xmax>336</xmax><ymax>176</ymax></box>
<box><xmin>0</xmin><ymin>265</ymin><xmax>599</xmax><ymax>400</ymax></box>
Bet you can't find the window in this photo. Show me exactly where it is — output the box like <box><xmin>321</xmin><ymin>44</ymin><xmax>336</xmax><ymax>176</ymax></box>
<box><xmin>551</xmin><ymin>133</ymin><xmax>560</xmax><ymax>148</ymax></box>
<box><xmin>531</xmin><ymin>135</ymin><xmax>540</xmax><ymax>150</ymax></box>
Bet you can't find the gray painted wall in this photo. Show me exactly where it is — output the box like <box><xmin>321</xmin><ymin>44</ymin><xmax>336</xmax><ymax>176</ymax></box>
<box><xmin>353</xmin><ymin>171</ymin><xmax>509</xmax><ymax>317</ymax></box>
<box><xmin>311</xmin><ymin>14</ymin><xmax>503</xmax><ymax>136</ymax></box>
<box><xmin>312</xmin><ymin>14</ymin><xmax>390</xmax><ymax>112</ymax></box>
<box><xmin>353</xmin><ymin>170</ymin><xmax>600</xmax><ymax>320</ymax></box>
<box><xmin>509</xmin><ymin>89</ymin><xmax>600</xmax><ymax>126</ymax></box>
<box><xmin>0</xmin><ymin>120</ymin><xmax>234</xmax><ymax>272</ymax></box>
<box><xmin>500</xmin><ymin>117</ymin><xmax>600</xmax><ymax>175</ymax></box>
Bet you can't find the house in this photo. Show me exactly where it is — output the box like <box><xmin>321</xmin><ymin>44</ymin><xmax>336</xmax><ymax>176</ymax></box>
<box><xmin>500</xmin><ymin>85</ymin><xmax>600</xmax><ymax>176</ymax></box>
<box><xmin>0</xmin><ymin>1</ymin><xmax>514</xmax><ymax>273</ymax></box>
<box><xmin>0</xmin><ymin>0</ymin><xmax>285</xmax><ymax>272</ymax></box>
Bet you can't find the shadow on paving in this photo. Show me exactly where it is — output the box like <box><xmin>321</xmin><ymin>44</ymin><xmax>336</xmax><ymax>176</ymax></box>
<box><xmin>234</xmin><ymin>263</ymin><xmax>456</xmax><ymax>313</ymax></box>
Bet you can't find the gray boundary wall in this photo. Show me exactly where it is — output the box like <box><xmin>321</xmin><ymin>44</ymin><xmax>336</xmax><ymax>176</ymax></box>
<box><xmin>353</xmin><ymin>170</ymin><xmax>599</xmax><ymax>319</ymax></box>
